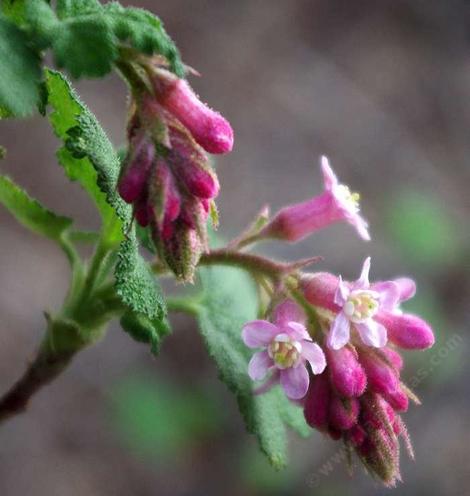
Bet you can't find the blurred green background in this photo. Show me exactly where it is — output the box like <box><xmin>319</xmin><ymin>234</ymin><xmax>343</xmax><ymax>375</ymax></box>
<box><xmin>1</xmin><ymin>1</ymin><xmax>469</xmax><ymax>495</ymax></box>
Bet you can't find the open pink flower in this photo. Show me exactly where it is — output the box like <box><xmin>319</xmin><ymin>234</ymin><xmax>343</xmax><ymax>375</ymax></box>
<box><xmin>261</xmin><ymin>156</ymin><xmax>370</xmax><ymax>242</ymax></box>
<box><xmin>328</xmin><ymin>257</ymin><xmax>389</xmax><ymax>350</ymax></box>
<box><xmin>242</xmin><ymin>300</ymin><xmax>326</xmax><ymax>400</ymax></box>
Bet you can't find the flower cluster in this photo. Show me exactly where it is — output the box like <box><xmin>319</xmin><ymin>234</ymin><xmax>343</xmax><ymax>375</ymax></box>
<box><xmin>118</xmin><ymin>62</ymin><xmax>233</xmax><ymax>281</ymax></box>
<box><xmin>241</xmin><ymin>159</ymin><xmax>435</xmax><ymax>485</ymax></box>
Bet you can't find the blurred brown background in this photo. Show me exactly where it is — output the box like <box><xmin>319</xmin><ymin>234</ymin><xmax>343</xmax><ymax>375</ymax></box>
<box><xmin>1</xmin><ymin>1</ymin><xmax>469</xmax><ymax>495</ymax></box>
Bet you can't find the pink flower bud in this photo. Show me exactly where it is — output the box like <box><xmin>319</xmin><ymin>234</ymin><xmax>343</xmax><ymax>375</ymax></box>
<box><xmin>304</xmin><ymin>373</ymin><xmax>330</xmax><ymax>431</ymax></box>
<box><xmin>326</xmin><ymin>346</ymin><xmax>367</xmax><ymax>398</ymax></box>
<box><xmin>383</xmin><ymin>388</ymin><xmax>409</xmax><ymax>412</ymax></box>
<box><xmin>329</xmin><ymin>396</ymin><xmax>360</xmax><ymax>430</ymax></box>
<box><xmin>168</xmin><ymin>125</ymin><xmax>219</xmax><ymax>199</ymax></box>
<box><xmin>378</xmin><ymin>347</ymin><xmax>403</xmax><ymax>372</ymax></box>
<box><xmin>150</xmin><ymin>159</ymin><xmax>181</xmax><ymax>229</ymax></box>
<box><xmin>155</xmin><ymin>72</ymin><xmax>233</xmax><ymax>154</ymax></box>
<box><xmin>118</xmin><ymin>139</ymin><xmax>155</xmax><ymax>204</ymax></box>
<box><xmin>358</xmin><ymin>351</ymin><xmax>399</xmax><ymax>396</ymax></box>
<box><xmin>376</xmin><ymin>311</ymin><xmax>434</xmax><ymax>349</ymax></box>
<box><xmin>347</xmin><ymin>424</ymin><xmax>366</xmax><ymax>447</ymax></box>
<box><xmin>301</xmin><ymin>272</ymin><xmax>340</xmax><ymax>313</ymax></box>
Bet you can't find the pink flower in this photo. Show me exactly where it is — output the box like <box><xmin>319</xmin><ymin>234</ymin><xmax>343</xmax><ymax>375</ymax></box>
<box><xmin>328</xmin><ymin>257</ymin><xmax>388</xmax><ymax>350</ymax></box>
<box><xmin>242</xmin><ymin>300</ymin><xmax>326</xmax><ymax>400</ymax></box>
<box><xmin>261</xmin><ymin>156</ymin><xmax>370</xmax><ymax>242</ymax></box>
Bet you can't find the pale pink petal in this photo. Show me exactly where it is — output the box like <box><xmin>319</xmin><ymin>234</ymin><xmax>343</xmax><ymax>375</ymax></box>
<box><xmin>302</xmin><ymin>342</ymin><xmax>327</xmax><ymax>374</ymax></box>
<box><xmin>394</xmin><ymin>277</ymin><xmax>416</xmax><ymax>302</ymax></box>
<box><xmin>242</xmin><ymin>320</ymin><xmax>278</xmax><ymax>348</ymax></box>
<box><xmin>285</xmin><ymin>321</ymin><xmax>310</xmax><ymax>341</ymax></box>
<box><xmin>327</xmin><ymin>311</ymin><xmax>351</xmax><ymax>350</ymax></box>
<box><xmin>355</xmin><ymin>257</ymin><xmax>371</xmax><ymax>289</ymax></box>
<box><xmin>253</xmin><ymin>370</ymin><xmax>280</xmax><ymax>395</ymax></box>
<box><xmin>334</xmin><ymin>275</ymin><xmax>349</xmax><ymax>306</ymax></box>
<box><xmin>356</xmin><ymin>319</ymin><xmax>388</xmax><ymax>348</ymax></box>
<box><xmin>372</xmin><ymin>281</ymin><xmax>400</xmax><ymax>311</ymax></box>
<box><xmin>351</xmin><ymin>214</ymin><xmax>371</xmax><ymax>241</ymax></box>
<box><xmin>280</xmin><ymin>365</ymin><xmax>310</xmax><ymax>399</ymax></box>
<box><xmin>273</xmin><ymin>299</ymin><xmax>306</xmax><ymax>326</ymax></box>
<box><xmin>321</xmin><ymin>155</ymin><xmax>338</xmax><ymax>191</ymax></box>
<box><xmin>248</xmin><ymin>351</ymin><xmax>273</xmax><ymax>381</ymax></box>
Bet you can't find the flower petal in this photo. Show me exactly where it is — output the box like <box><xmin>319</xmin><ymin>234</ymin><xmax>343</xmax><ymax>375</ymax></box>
<box><xmin>273</xmin><ymin>299</ymin><xmax>306</xmax><ymax>326</ymax></box>
<box><xmin>351</xmin><ymin>214</ymin><xmax>370</xmax><ymax>241</ymax></box>
<box><xmin>253</xmin><ymin>370</ymin><xmax>280</xmax><ymax>395</ymax></box>
<box><xmin>280</xmin><ymin>365</ymin><xmax>310</xmax><ymax>399</ymax></box>
<box><xmin>373</xmin><ymin>281</ymin><xmax>400</xmax><ymax>311</ymax></box>
<box><xmin>248</xmin><ymin>351</ymin><xmax>273</xmax><ymax>381</ymax></box>
<box><xmin>302</xmin><ymin>342</ymin><xmax>327</xmax><ymax>374</ymax></box>
<box><xmin>327</xmin><ymin>312</ymin><xmax>351</xmax><ymax>350</ymax></box>
<box><xmin>242</xmin><ymin>320</ymin><xmax>278</xmax><ymax>348</ymax></box>
<box><xmin>334</xmin><ymin>275</ymin><xmax>349</xmax><ymax>306</ymax></box>
<box><xmin>355</xmin><ymin>257</ymin><xmax>371</xmax><ymax>288</ymax></box>
<box><xmin>394</xmin><ymin>277</ymin><xmax>416</xmax><ymax>302</ymax></box>
<box><xmin>285</xmin><ymin>321</ymin><xmax>310</xmax><ymax>341</ymax></box>
<box><xmin>321</xmin><ymin>155</ymin><xmax>338</xmax><ymax>191</ymax></box>
<box><xmin>356</xmin><ymin>319</ymin><xmax>387</xmax><ymax>348</ymax></box>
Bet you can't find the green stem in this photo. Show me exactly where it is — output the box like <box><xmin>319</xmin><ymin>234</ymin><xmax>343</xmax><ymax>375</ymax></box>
<box><xmin>165</xmin><ymin>296</ymin><xmax>201</xmax><ymax>316</ymax></box>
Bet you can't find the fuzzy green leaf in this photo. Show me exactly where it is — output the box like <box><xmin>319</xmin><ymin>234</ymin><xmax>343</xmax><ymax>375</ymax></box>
<box><xmin>120</xmin><ymin>310</ymin><xmax>171</xmax><ymax>355</ymax></box>
<box><xmin>0</xmin><ymin>16</ymin><xmax>41</xmax><ymax>116</ymax></box>
<box><xmin>56</xmin><ymin>0</ymin><xmax>103</xmax><ymax>19</ymax></box>
<box><xmin>52</xmin><ymin>15</ymin><xmax>118</xmax><ymax>78</ymax></box>
<box><xmin>45</xmin><ymin>69</ymin><xmax>164</xmax><ymax>320</ymax></box>
<box><xmin>197</xmin><ymin>265</ymin><xmax>308</xmax><ymax>468</ymax></box>
<box><xmin>0</xmin><ymin>174</ymin><xmax>72</xmax><ymax>240</ymax></box>
<box><xmin>103</xmin><ymin>2</ymin><xmax>184</xmax><ymax>77</ymax></box>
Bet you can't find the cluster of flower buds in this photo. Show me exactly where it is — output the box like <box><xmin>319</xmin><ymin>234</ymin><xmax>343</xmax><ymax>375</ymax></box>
<box><xmin>118</xmin><ymin>61</ymin><xmax>233</xmax><ymax>281</ymax></box>
<box><xmin>301</xmin><ymin>258</ymin><xmax>433</xmax><ymax>485</ymax></box>
<box><xmin>241</xmin><ymin>158</ymin><xmax>435</xmax><ymax>485</ymax></box>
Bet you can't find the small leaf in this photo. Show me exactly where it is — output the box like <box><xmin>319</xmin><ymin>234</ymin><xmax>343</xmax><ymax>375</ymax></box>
<box><xmin>104</xmin><ymin>3</ymin><xmax>184</xmax><ymax>77</ymax></box>
<box><xmin>0</xmin><ymin>174</ymin><xmax>72</xmax><ymax>240</ymax></box>
<box><xmin>197</xmin><ymin>264</ymin><xmax>307</xmax><ymax>468</ymax></box>
<box><xmin>52</xmin><ymin>15</ymin><xmax>118</xmax><ymax>78</ymax></box>
<box><xmin>0</xmin><ymin>16</ymin><xmax>41</xmax><ymax>116</ymax></box>
<box><xmin>56</xmin><ymin>0</ymin><xmax>103</xmax><ymax>19</ymax></box>
<box><xmin>120</xmin><ymin>310</ymin><xmax>171</xmax><ymax>355</ymax></box>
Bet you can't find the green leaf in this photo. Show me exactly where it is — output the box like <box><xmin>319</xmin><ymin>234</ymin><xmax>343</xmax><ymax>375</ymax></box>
<box><xmin>104</xmin><ymin>2</ymin><xmax>184</xmax><ymax>77</ymax></box>
<box><xmin>120</xmin><ymin>310</ymin><xmax>171</xmax><ymax>355</ymax></box>
<box><xmin>197</xmin><ymin>265</ymin><xmax>307</xmax><ymax>469</ymax></box>
<box><xmin>56</xmin><ymin>0</ymin><xmax>103</xmax><ymax>19</ymax></box>
<box><xmin>52</xmin><ymin>15</ymin><xmax>118</xmax><ymax>78</ymax></box>
<box><xmin>45</xmin><ymin>69</ymin><xmax>165</xmax><ymax>320</ymax></box>
<box><xmin>0</xmin><ymin>174</ymin><xmax>72</xmax><ymax>240</ymax></box>
<box><xmin>0</xmin><ymin>16</ymin><xmax>41</xmax><ymax>116</ymax></box>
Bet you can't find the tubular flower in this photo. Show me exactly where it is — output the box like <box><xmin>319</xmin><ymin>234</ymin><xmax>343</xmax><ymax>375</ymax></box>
<box><xmin>117</xmin><ymin>64</ymin><xmax>233</xmax><ymax>281</ymax></box>
<box><xmin>301</xmin><ymin>257</ymin><xmax>434</xmax><ymax>350</ymax></box>
<box><xmin>298</xmin><ymin>259</ymin><xmax>435</xmax><ymax>485</ymax></box>
<box><xmin>242</xmin><ymin>300</ymin><xmax>326</xmax><ymax>400</ymax></box>
<box><xmin>260</xmin><ymin>156</ymin><xmax>370</xmax><ymax>242</ymax></box>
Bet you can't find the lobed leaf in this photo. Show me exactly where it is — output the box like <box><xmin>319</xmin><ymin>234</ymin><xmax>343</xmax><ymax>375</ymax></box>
<box><xmin>197</xmin><ymin>265</ymin><xmax>310</xmax><ymax>468</ymax></box>
<box><xmin>0</xmin><ymin>174</ymin><xmax>72</xmax><ymax>240</ymax></box>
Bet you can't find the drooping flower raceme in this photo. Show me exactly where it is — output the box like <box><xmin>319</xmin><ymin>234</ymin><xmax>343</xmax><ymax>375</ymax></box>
<box><xmin>242</xmin><ymin>300</ymin><xmax>326</xmax><ymax>400</ymax></box>
<box><xmin>117</xmin><ymin>60</ymin><xmax>233</xmax><ymax>281</ymax></box>
<box><xmin>260</xmin><ymin>156</ymin><xmax>370</xmax><ymax>242</ymax></box>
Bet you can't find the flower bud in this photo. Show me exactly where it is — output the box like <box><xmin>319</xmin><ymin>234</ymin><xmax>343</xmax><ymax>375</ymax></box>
<box><xmin>358</xmin><ymin>351</ymin><xmax>399</xmax><ymax>396</ymax></box>
<box><xmin>304</xmin><ymin>373</ymin><xmax>330</xmax><ymax>431</ymax></box>
<box><xmin>301</xmin><ymin>272</ymin><xmax>340</xmax><ymax>313</ymax></box>
<box><xmin>378</xmin><ymin>347</ymin><xmax>403</xmax><ymax>372</ymax></box>
<box><xmin>329</xmin><ymin>396</ymin><xmax>360</xmax><ymax>430</ymax></box>
<box><xmin>326</xmin><ymin>346</ymin><xmax>367</xmax><ymax>398</ymax></box>
<box><xmin>376</xmin><ymin>311</ymin><xmax>434</xmax><ymax>349</ymax></box>
<box><xmin>118</xmin><ymin>137</ymin><xmax>155</xmax><ymax>204</ymax></box>
<box><xmin>168</xmin><ymin>124</ymin><xmax>219</xmax><ymax>199</ymax></box>
<box><xmin>153</xmin><ymin>69</ymin><xmax>234</xmax><ymax>154</ymax></box>
<box><xmin>383</xmin><ymin>387</ymin><xmax>409</xmax><ymax>412</ymax></box>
